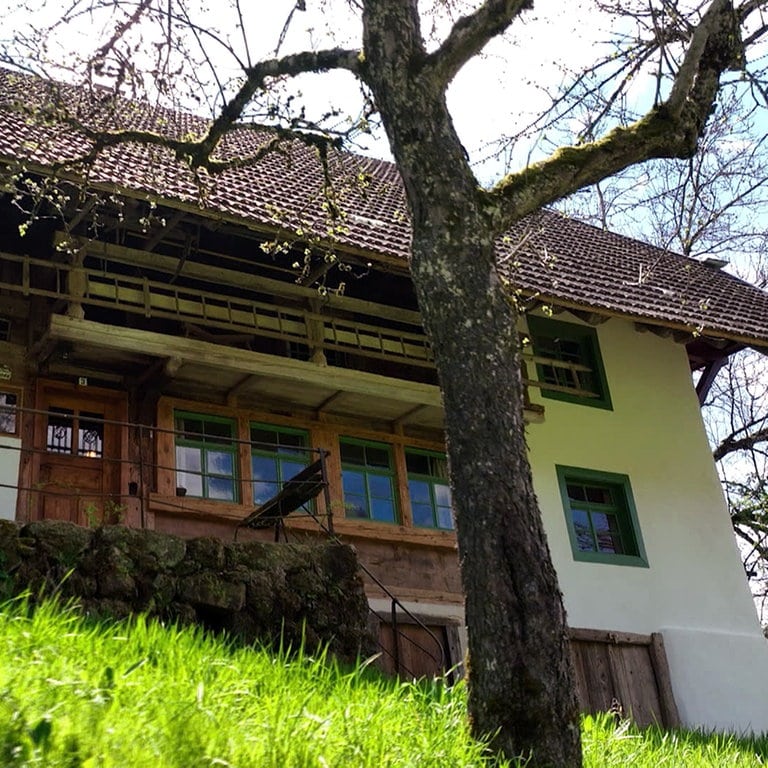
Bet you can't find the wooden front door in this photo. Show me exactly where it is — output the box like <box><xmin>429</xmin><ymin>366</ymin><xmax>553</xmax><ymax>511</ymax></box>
<box><xmin>33</xmin><ymin>381</ymin><xmax>126</xmax><ymax>527</ymax></box>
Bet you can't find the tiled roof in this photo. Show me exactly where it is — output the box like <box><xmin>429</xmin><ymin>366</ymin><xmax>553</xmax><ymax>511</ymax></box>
<box><xmin>1</xmin><ymin>67</ymin><xmax>768</xmax><ymax>347</ymax></box>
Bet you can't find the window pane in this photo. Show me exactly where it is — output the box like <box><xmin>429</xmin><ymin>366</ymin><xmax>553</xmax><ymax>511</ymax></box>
<box><xmin>177</xmin><ymin>416</ymin><xmax>203</xmax><ymax>439</ymax></box>
<box><xmin>408</xmin><ymin>479</ymin><xmax>431</xmax><ymax>505</ymax></box>
<box><xmin>252</xmin><ymin>456</ymin><xmax>278</xmax><ymax>504</ymax></box>
<box><xmin>0</xmin><ymin>392</ymin><xmax>17</xmax><ymax>434</ymax></box>
<box><xmin>78</xmin><ymin>412</ymin><xmax>104</xmax><ymax>458</ymax></box>
<box><xmin>572</xmin><ymin>507</ymin><xmax>594</xmax><ymax>552</ymax></box>
<box><xmin>281</xmin><ymin>459</ymin><xmax>306</xmax><ymax>480</ymax></box>
<box><xmin>278</xmin><ymin>433</ymin><xmax>306</xmax><ymax>451</ymax></box>
<box><xmin>365</xmin><ymin>445</ymin><xmax>391</xmax><ymax>468</ymax></box>
<box><xmin>342</xmin><ymin>470</ymin><xmax>366</xmax><ymax>497</ymax></box>
<box><xmin>412</xmin><ymin>503</ymin><xmax>434</xmax><ymax>527</ymax></box>
<box><xmin>177</xmin><ymin>470</ymin><xmax>203</xmax><ymax>497</ymax></box>
<box><xmin>250</xmin><ymin>427</ymin><xmax>279</xmax><ymax>448</ymax></box>
<box><xmin>586</xmin><ymin>485</ymin><xmax>612</xmax><ymax>505</ymax></box>
<box><xmin>252</xmin><ymin>455</ymin><xmax>278</xmax><ymax>483</ymax></box>
<box><xmin>206</xmin><ymin>450</ymin><xmax>234</xmax><ymax>475</ymax></box>
<box><xmin>208</xmin><ymin>476</ymin><xmax>235</xmax><ymax>500</ymax></box>
<box><xmin>204</xmin><ymin>420</ymin><xmax>233</xmax><ymax>443</ymax></box>
<box><xmin>566</xmin><ymin>483</ymin><xmax>586</xmax><ymax>502</ymax></box>
<box><xmin>436</xmin><ymin>506</ymin><xmax>454</xmax><ymax>530</ymax></box>
<box><xmin>434</xmin><ymin>483</ymin><xmax>451</xmax><ymax>507</ymax></box>
<box><xmin>340</xmin><ymin>441</ymin><xmax>365</xmax><ymax>465</ymax></box>
<box><xmin>176</xmin><ymin>445</ymin><xmax>202</xmax><ymax>473</ymax></box>
<box><xmin>593</xmin><ymin>512</ymin><xmax>623</xmax><ymax>554</ymax></box>
<box><xmin>47</xmin><ymin>408</ymin><xmax>74</xmax><ymax>453</ymax></box>
<box><xmin>406</xmin><ymin>452</ymin><xmax>431</xmax><ymax>475</ymax></box>
<box><xmin>370</xmin><ymin>497</ymin><xmax>396</xmax><ymax>523</ymax></box>
<box><xmin>368</xmin><ymin>473</ymin><xmax>393</xmax><ymax>500</ymax></box>
<box><xmin>345</xmin><ymin>496</ymin><xmax>368</xmax><ymax>519</ymax></box>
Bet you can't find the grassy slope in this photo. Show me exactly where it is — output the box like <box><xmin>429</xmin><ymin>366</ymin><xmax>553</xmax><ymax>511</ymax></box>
<box><xmin>0</xmin><ymin>597</ymin><xmax>766</xmax><ymax>767</ymax></box>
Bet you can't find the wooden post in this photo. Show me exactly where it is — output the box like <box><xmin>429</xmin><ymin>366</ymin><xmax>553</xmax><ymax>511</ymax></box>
<box><xmin>649</xmin><ymin>632</ymin><xmax>681</xmax><ymax>728</ymax></box>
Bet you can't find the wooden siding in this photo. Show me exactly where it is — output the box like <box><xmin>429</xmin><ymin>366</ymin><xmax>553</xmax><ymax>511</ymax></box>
<box><xmin>570</xmin><ymin>628</ymin><xmax>680</xmax><ymax>728</ymax></box>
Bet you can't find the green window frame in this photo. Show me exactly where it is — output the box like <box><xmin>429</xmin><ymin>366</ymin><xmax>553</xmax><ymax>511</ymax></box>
<box><xmin>556</xmin><ymin>465</ymin><xmax>647</xmax><ymax>567</ymax></box>
<box><xmin>174</xmin><ymin>411</ymin><xmax>238</xmax><ymax>502</ymax></box>
<box><xmin>526</xmin><ymin>315</ymin><xmax>612</xmax><ymax>410</ymax></box>
<box><xmin>406</xmin><ymin>449</ymin><xmax>453</xmax><ymax>530</ymax></box>
<box><xmin>340</xmin><ymin>438</ymin><xmax>398</xmax><ymax>523</ymax></box>
<box><xmin>250</xmin><ymin>423</ymin><xmax>311</xmax><ymax>506</ymax></box>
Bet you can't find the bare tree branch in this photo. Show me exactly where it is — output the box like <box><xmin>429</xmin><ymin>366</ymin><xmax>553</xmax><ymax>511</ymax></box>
<box><xmin>715</xmin><ymin>425</ymin><xmax>768</xmax><ymax>460</ymax></box>
<box><xmin>197</xmin><ymin>47</ymin><xmax>362</xmax><ymax>162</ymax></box>
<box><xmin>485</xmin><ymin>0</ymin><xmax>744</xmax><ymax>229</ymax></box>
<box><xmin>424</xmin><ymin>0</ymin><xmax>532</xmax><ymax>88</ymax></box>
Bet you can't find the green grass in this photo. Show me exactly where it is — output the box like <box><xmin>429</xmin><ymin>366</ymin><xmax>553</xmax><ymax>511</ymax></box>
<box><xmin>0</xmin><ymin>597</ymin><xmax>766</xmax><ymax>767</ymax></box>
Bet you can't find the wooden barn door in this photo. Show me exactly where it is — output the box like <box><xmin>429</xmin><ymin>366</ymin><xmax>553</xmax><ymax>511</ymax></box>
<box><xmin>569</xmin><ymin>628</ymin><xmax>680</xmax><ymax>728</ymax></box>
<box><xmin>377</xmin><ymin>618</ymin><xmax>463</xmax><ymax>681</ymax></box>
<box><xmin>33</xmin><ymin>381</ymin><xmax>126</xmax><ymax>526</ymax></box>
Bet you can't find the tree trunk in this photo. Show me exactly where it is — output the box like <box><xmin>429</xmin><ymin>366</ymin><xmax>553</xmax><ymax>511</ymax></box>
<box><xmin>411</xmin><ymin>219</ymin><xmax>581</xmax><ymax>768</ymax></box>
<box><xmin>361</xmin><ymin>3</ymin><xmax>582</xmax><ymax>765</ymax></box>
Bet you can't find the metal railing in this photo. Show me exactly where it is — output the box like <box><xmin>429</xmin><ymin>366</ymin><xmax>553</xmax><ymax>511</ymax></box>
<box><xmin>0</xmin><ymin>403</ymin><xmax>455</xmax><ymax>681</ymax></box>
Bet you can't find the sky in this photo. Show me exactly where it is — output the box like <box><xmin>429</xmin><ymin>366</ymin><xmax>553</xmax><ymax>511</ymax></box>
<box><xmin>0</xmin><ymin>0</ymin><xmax>619</xmax><ymax>183</ymax></box>
<box><xmin>1</xmin><ymin>1</ymin><xmax>766</xmax><ymax>268</ymax></box>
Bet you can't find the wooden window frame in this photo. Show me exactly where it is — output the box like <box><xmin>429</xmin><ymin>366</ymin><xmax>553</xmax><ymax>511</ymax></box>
<box><xmin>250</xmin><ymin>422</ymin><xmax>312</xmax><ymax>506</ymax></box>
<box><xmin>556</xmin><ymin>465</ymin><xmax>648</xmax><ymax>567</ymax></box>
<box><xmin>526</xmin><ymin>315</ymin><xmax>612</xmax><ymax>410</ymax></box>
<box><xmin>405</xmin><ymin>448</ymin><xmax>453</xmax><ymax>530</ymax></box>
<box><xmin>174</xmin><ymin>411</ymin><xmax>239</xmax><ymax>502</ymax></box>
<box><xmin>0</xmin><ymin>386</ymin><xmax>22</xmax><ymax>437</ymax></box>
<box><xmin>340</xmin><ymin>437</ymin><xmax>399</xmax><ymax>524</ymax></box>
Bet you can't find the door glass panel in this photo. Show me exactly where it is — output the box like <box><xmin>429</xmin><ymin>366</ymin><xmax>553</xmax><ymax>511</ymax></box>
<box><xmin>0</xmin><ymin>391</ymin><xmax>18</xmax><ymax>434</ymax></box>
<box><xmin>78</xmin><ymin>412</ymin><xmax>104</xmax><ymax>457</ymax></box>
<box><xmin>47</xmin><ymin>408</ymin><xmax>74</xmax><ymax>453</ymax></box>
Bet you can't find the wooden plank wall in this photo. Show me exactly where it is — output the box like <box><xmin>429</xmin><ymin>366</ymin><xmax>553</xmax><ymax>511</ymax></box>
<box><xmin>569</xmin><ymin>628</ymin><xmax>680</xmax><ymax>728</ymax></box>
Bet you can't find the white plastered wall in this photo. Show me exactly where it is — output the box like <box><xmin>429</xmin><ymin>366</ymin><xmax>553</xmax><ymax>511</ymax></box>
<box><xmin>0</xmin><ymin>434</ymin><xmax>20</xmax><ymax>520</ymax></box>
<box><xmin>524</xmin><ymin>313</ymin><xmax>768</xmax><ymax>733</ymax></box>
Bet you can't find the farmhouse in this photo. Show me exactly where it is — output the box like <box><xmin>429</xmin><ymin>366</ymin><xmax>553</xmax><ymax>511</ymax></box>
<box><xmin>0</xmin><ymin>67</ymin><xmax>767</xmax><ymax>733</ymax></box>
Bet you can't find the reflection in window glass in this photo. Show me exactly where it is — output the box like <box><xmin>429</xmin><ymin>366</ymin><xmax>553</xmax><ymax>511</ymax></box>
<box><xmin>406</xmin><ymin>449</ymin><xmax>453</xmax><ymax>530</ymax></box>
<box><xmin>250</xmin><ymin>424</ymin><xmax>310</xmax><ymax>506</ymax></box>
<box><xmin>174</xmin><ymin>411</ymin><xmax>237</xmax><ymax>501</ymax></box>
<box><xmin>78</xmin><ymin>412</ymin><xmax>104</xmax><ymax>457</ymax></box>
<box><xmin>47</xmin><ymin>408</ymin><xmax>74</xmax><ymax>454</ymax></box>
<box><xmin>0</xmin><ymin>391</ymin><xmax>18</xmax><ymax>435</ymax></box>
<box><xmin>558</xmin><ymin>466</ymin><xmax>645</xmax><ymax>565</ymax></box>
<box><xmin>340</xmin><ymin>439</ymin><xmax>397</xmax><ymax>523</ymax></box>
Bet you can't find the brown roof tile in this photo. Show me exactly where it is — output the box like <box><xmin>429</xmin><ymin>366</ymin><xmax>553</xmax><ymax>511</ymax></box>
<box><xmin>2</xmin><ymin>68</ymin><xmax>768</xmax><ymax>346</ymax></box>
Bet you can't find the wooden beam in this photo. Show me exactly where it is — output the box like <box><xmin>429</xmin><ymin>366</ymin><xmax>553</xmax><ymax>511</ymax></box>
<box><xmin>66</xmin><ymin>197</ymin><xmax>98</xmax><ymax>230</ymax></box>
<box><xmin>315</xmin><ymin>391</ymin><xmax>346</xmax><ymax>414</ymax></box>
<box><xmin>144</xmin><ymin>209</ymin><xmax>186</xmax><ymax>252</ymax></box>
<box><xmin>49</xmin><ymin>315</ymin><xmax>443</xmax><ymax>408</ymax></box>
<box><xmin>569</xmin><ymin>309</ymin><xmax>609</xmax><ymax>326</ymax></box>
<box><xmin>298</xmin><ymin>258</ymin><xmax>335</xmax><ymax>286</ymax></box>
<box><xmin>393</xmin><ymin>404</ymin><xmax>428</xmax><ymax>429</ymax></box>
<box><xmin>226</xmin><ymin>374</ymin><xmax>258</xmax><ymax>406</ymax></box>
<box><xmin>695</xmin><ymin>357</ymin><xmax>727</xmax><ymax>404</ymax></box>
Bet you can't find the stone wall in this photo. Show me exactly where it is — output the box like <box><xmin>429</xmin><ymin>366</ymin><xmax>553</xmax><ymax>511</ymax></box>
<box><xmin>0</xmin><ymin>520</ymin><xmax>373</xmax><ymax>661</ymax></box>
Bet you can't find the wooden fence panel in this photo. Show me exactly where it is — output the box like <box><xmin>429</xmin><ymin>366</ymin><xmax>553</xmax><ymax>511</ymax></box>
<box><xmin>569</xmin><ymin>628</ymin><xmax>679</xmax><ymax>728</ymax></box>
